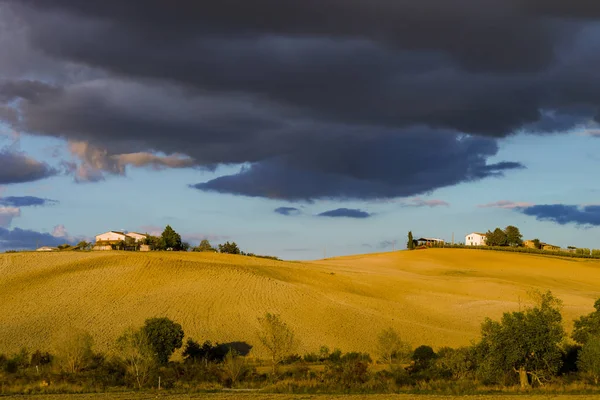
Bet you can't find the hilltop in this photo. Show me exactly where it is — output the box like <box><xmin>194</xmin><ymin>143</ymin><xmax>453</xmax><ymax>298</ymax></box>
<box><xmin>1</xmin><ymin>249</ymin><xmax>599</xmax><ymax>356</ymax></box>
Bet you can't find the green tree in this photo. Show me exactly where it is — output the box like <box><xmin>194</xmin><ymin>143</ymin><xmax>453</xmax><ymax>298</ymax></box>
<box><xmin>142</xmin><ymin>317</ymin><xmax>184</xmax><ymax>365</ymax></box>
<box><xmin>485</xmin><ymin>228</ymin><xmax>508</xmax><ymax>247</ymax></box>
<box><xmin>195</xmin><ymin>239</ymin><xmax>216</xmax><ymax>252</ymax></box>
<box><xmin>376</xmin><ymin>327</ymin><xmax>412</xmax><ymax>368</ymax></box>
<box><xmin>572</xmin><ymin>299</ymin><xmax>600</xmax><ymax>345</ymax></box>
<box><xmin>54</xmin><ymin>329</ymin><xmax>94</xmax><ymax>373</ymax></box>
<box><xmin>161</xmin><ymin>225</ymin><xmax>182</xmax><ymax>251</ymax></box>
<box><xmin>504</xmin><ymin>225</ymin><xmax>523</xmax><ymax>247</ymax></box>
<box><xmin>257</xmin><ymin>313</ymin><xmax>297</xmax><ymax>375</ymax></box>
<box><xmin>437</xmin><ymin>346</ymin><xmax>476</xmax><ymax>380</ymax></box>
<box><xmin>407</xmin><ymin>231</ymin><xmax>415</xmax><ymax>250</ymax></box>
<box><xmin>219</xmin><ymin>241</ymin><xmax>241</xmax><ymax>254</ymax></box>
<box><xmin>76</xmin><ymin>241</ymin><xmax>91</xmax><ymax>250</ymax></box>
<box><xmin>577</xmin><ymin>335</ymin><xmax>600</xmax><ymax>384</ymax></box>
<box><xmin>412</xmin><ymin>345</ymin><xmax>437</xmax><ymax>370</ymax></box>
<box><xmin>115</xmin><ymin>327</ymin><xmax>156</xmax><ymax>389</ymax></box>
<box><xmin>476</xmin><ymin>291</ymin><xmax>564</xmax><ymax>388</ymax></box>
<box><xmin>532</xmin><ymin>238</ymin><xmax>542</xmax><ymax>249</ymax></box>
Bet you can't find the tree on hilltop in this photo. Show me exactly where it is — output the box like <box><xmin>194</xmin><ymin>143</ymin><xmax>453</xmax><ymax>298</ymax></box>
<box><xmin>504</xmin><ymin>225</ymin><xmax>523</xmax><ymax>247</ymax></box>
<box><xmin>219</xmin><ymin>241</ymin><xmax>241</xmax><ymax>254</ymax></box>
<box><xmin>161</xmin><ymin>225</ymin><xmax>183</xmax><ymax>251</ymax></box>
<box><xmin>407</xmin><ymin>231</ymin><xmax>415</xmax><ymax>250</ymax></box>
<box><xmin>485</xmin><ymin>228</ymin><xmax>507</xmax><ymax>247</ymax></box>
<box><xmin>195</xmin><ymin>239</ymin><xmax>216</xmax><ymax>252</ymax></box>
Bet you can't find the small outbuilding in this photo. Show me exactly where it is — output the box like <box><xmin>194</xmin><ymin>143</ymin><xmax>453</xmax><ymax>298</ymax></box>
<box><xmin>36</xmin><ymin>246</ymin><xmax>57</xmax><ymax>252</ymax></box>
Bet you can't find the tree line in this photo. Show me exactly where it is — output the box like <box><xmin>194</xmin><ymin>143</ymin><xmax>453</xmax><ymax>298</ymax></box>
<box><xmin>2</xmin><ymin>293</ymin><xmax>600</xmax><ymax>394</ymax></box>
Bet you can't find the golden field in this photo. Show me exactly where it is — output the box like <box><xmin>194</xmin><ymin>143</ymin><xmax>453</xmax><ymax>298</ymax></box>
<box><xmin>1</xmin><ymin>249</ymin><xmax>600</xmax><ymax>356</ymax></box>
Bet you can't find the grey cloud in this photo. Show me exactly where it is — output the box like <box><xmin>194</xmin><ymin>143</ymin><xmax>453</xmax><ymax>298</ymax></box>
<box><xmin>519</xmin><ymin>204</ymin><xmax>600</xmax><ymax>227</ymax></box>
<box><xmin>0</xmin><ymin>226</ymin><xmax>74</xmax><ymax>251</ymax></box>
<box><xmin>318</xmin><ymin>208</ymin><xmax>371</xmax><ymax>219</ymax></box>
<box><xmin>0</xmin><ymin>149</ymin><xmax>57</xmax><ymax>184</ymax></box>
<box><xmin>377</xmin><ymin>240</ymin><xmax>397</xmax><ymax>249</ymax></box>
<box><xmin>0</xmin><ymin>196</ymin><xmax>58</xmax><ymax>207</ymax></box>
<box><xmin>274</xmin><ymin>207</ymin><xmax>302</xmax><ymax>216</ymax></box>
<box><xmin>192</xmin><ymin>129</ymin><xmax>524</xmax><ymax>200</ymax></box>
<box><xmin>400</xmin><ymin>197</ymin><xmax>450</xmax><ymax>208</ymax></box>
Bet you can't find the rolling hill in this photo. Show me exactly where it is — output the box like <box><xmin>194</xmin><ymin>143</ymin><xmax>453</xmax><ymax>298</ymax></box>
<box><xmin>1</xmin><ymin>249</ymin><xmax>599</xmax><ymax>357</ymax></box>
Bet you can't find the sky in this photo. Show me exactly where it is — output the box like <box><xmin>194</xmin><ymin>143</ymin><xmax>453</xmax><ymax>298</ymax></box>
<box><xmin>0</xmin><ymin>1</ymin><xmax>599</xmax><ymax>259</ymax></box>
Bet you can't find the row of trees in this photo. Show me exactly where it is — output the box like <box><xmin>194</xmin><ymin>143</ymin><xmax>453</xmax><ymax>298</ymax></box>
<box><xmin>3</xmin><ymin>294</ymin><xmax>600</xmax><ymax>392</ymax></box>
<box><xmin>484</xmin><ymin>225</ymin><xmax>523</xmax><ymax>247</ymax></box>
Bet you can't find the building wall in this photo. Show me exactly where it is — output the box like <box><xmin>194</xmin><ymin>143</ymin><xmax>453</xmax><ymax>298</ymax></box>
<box><xmin>542</xmin><ymin>244</ymin><xmax>560</xmax><ymax>251</ymax></box>
<box><xmin>95</xmin><ymin>232</ymin><xmax>126</xmax><ymax>242</ymax></box>
<box><xmin>465</xmin><ymin>233</ymin><xmax>486</xmax><ymax>246</ymax></box>
<box><xmin>126</xmin><ymin>232</ymin><xmax>147</xmax><ymax>242</ymax></box>
<box><xmin>92</xmin><ymin>245</ymin><xmax>113</xmax><ymax>251</ymax></box>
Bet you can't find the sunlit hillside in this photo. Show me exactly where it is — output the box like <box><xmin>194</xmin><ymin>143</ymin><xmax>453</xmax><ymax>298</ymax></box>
<box><xmin>1</xmin><ymin>249</ymin><xmax>599</xmax><ymax>356</ymax></box>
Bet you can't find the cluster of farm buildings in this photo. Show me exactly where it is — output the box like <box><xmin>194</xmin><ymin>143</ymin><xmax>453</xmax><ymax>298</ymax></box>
<box><xmin>464</xmin><ymin>232</ymin><xmax>561</xmax><ymax>251</ymax></box>
<box><xmin>416</xmin><ymin>233</ymin><xmax>562</xmax><ymax>251</ymax></box>
<box><xmin>36</xmin><ymin>230</ymin><xmax>151</xmax><ymax>252</ymax></box>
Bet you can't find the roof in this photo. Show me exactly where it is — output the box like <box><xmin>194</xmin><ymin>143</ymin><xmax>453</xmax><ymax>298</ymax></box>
<box><xmin>416</xmin><ymin>237</ymin><xmax>444</xmax><ymax>241</ymax></box>
<box><xmin>467</xmin><ymin>232</ymin><xmax>487</xmax><ymax>236</ymax></box>
<box><xmin>126</xmin><ymin>232</ymin><xmax>148</xmax><ymax>237</ymax></box>
<box><xmin>96</xmin><ymin>231</ymin><xmax>126</xmax><ymax>236</ymax></box>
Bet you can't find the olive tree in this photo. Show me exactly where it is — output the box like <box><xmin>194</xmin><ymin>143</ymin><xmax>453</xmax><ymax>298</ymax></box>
<box><xmin>573</xmin><ymin>298</ymin><xmax>600</xmax><ymax>345</ymax></box>
<box><xmin>577</xmin><ymin>336</ymin><xmax>600</xmax><ymax>384</ymax></box>
<box><xmin>376</xmin><ymin>327</ymin><xmax>411</xmax><ymax>368</ymax></box>
<box><xmin>257</xmin><ymin>313</ymin><xmax>297</xmax><ymax>375</ymax></box>
<box><xmin>476</xmin><ymin>291</ymin><xmax>564</xmax><ymax>388</ymax></box>
<box><xmin>54</xmin><ymin>329</ymin><xmax>94</xmax><ymax>373</ymax></box>
<box><xmin>142</xmin><ymin>317</ymin><xmax>184</xmax><ymax>365</ymax></box>
<box><xmin>115</xmin><ymin>327</ymin><xmax>156</xmax><ymax>389</ymax></box>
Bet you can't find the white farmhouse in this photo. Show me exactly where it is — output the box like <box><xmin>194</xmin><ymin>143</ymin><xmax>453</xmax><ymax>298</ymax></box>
<box><xmin>95</xmin><ymin>231</ymin><xmax>128</xmax><ymax>243</ymax></box>
<box><xmin>465</xmin><ymin>232</ymin><xmax>487</xmax><ymax>246</ymax></box>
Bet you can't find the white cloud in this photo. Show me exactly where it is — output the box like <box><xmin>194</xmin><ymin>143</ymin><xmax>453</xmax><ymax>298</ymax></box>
<box><xmin>0</xmin><ymin>206</ymin><xmax>20</xmax><ymax>227</ymax></box>
<box><xmin>478</xmin><ymin>200</ymin><xmax>534</xmax><ymax>209</ymax></box>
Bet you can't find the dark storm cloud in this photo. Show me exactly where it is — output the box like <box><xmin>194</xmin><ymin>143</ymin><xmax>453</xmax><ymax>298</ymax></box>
<box><xmin>274</xmin><ymin>207</ymin><xmax>302</xmax><ymax>216</ymax></box>
<box><xmin>0</xmin><ymin>227</ymin><xmax>72</xmax><ymax>251</ymax></box>
<box><xmin>1</xmin><ymin>1</ymin><xmax>599</xmax><ymax>199</ymax></box>
<box><xmin>0</xmin><ymin>149</ymin><xmax>57</xmax><ymax>184</ymax></box>
<box><xmin>0</xmin><ymin>196</ymin><xmax>58</xmax><ymax>207</ymax></box>
<box><xmin>519</xmin><ymin>204</ymin><xmax>600</xmax><ymax>227</ymax></box>
<box><xmin>193</xmin><ymin>130</ymin><xmax>524</xmax><ymax>200</ymax></box>
<box><xmin>318</xmin><ymin>208</ymin><xmax>371</xmax><ymax>219</ymax></box>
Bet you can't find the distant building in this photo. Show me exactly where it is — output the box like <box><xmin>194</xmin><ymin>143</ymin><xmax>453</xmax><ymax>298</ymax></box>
<box><xmin>93</xmin><ymin>231</ymin><xmax>149</xmax><ymax>251</ymax></box>
<box><xmin>36</xmin><ymin>246</ymin><xmax>57</xmax><ymax>252</ymax></box>
<box><xmin>524</xmin><ymin>239</ymin><xmax>561</xmax><ymax>251</ymax></box>
<box><xmin>95</xmin><ymin>231</ymin><xmax>128</xmax><ymax>244</ymax></box>
<box><xmin>415</xmin><ymin>237</ymin><xmax>445</xmax><ymax>247</ymax></box>
<box><xmin>542</xmin><ymin>243</ymin><xmax>561</xmax><ymax>251</ymax></box>
<box><xmin>465</xmin><ymin>232</ymin><xmax>487</xmax><ymax>246</ymax></box>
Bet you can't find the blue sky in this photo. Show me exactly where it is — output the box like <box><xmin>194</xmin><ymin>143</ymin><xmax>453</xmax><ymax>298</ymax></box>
<box><xmin>1</xmin><ymin>1</ymin><xmax>600</xmax><ymax>258</ymax></box>
<box><xmin>2</xmin><ymin>129</ymin><xmax>599</xmax><ymax>259</ymax></box>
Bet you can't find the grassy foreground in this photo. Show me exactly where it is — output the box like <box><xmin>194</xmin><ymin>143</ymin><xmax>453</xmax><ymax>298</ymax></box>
<box><xmin>3</xmin><ymin>393</ymin><xmax>600</xmax><ymax>400</ymax></box>
<box><xmin>2</xmin><ymin>249</ymin><xmax>600</xmax><ymax>355</ymax></box>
